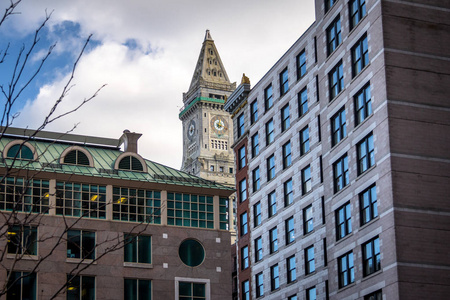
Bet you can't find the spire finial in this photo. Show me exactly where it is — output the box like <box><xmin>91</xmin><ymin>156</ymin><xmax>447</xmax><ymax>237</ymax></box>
<box><xmin>204</xmin><ymin>29</ymin><xmax>213</xmax><ymax>41</ymax></box>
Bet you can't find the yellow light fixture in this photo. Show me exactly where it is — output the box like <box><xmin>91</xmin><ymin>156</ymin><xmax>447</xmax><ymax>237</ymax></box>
<box><xmin>90</xmin><ymin>195</ymin><xmax>98</xmax><ymax>201</ymax></box>
<box><xmin>7</xmin><ymin>231</ymin><xmax>17</xmax><ymax>235</ymax></box>
<box><xmin>116</xmin><ymin>197</ymin><xmax>127</xmax><ymax>204</ymax></box>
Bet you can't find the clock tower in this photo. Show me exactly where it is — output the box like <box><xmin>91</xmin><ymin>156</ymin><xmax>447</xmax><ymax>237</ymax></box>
<box><xmin>179</xmin><ymin>30</ymin><xmax>236</xmax><ymax>188</ymax></box>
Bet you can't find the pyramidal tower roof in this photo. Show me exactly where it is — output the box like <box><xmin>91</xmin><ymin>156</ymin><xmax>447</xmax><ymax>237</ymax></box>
<box><xmin>187</xmin><ymin>30</ymin><xmax>232</xmax><ymax>93</ymax></box>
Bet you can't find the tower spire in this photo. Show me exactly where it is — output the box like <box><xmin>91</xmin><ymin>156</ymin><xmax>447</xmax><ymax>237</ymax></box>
<box><xmin>204</xmin><ymin>29</ymin><xmax>213</xmax><ymax>41</ymax></box>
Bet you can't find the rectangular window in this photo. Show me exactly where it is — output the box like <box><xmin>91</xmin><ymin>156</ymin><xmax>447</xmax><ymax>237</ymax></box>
<box><xmin>364</xmin><ymin>290</ymin><xmax>382</xmax><ymax>300</ymax></box>
<box><xmin>7</xmin><ymin>271</ymin><xmax>36</xmax><ymax>300</ymax></box>
<box><xmin>281</xmin><ymin>104</ymin><xmax>290</xmax><ymax>131</ymax></box>
<box><xmin>67</xmin><ymin>230</ymin><xmax>95</xmax><ymax>260</ymax></box>
<box><xmin>7</xmin><ymin>225</ymin><xmax>37</xmax><ymax>255</ymax></box>
<box><xmin>300</xmin><ymin>126</ymin><xmax>310</xmax><ymax>155</ymax></box>
<box><xmin>284</xmin><ymin>179</ymin><xmax>293</xmax><ymax>206</ymax></box>
<box><xmin>357</xmin><ymin>133</ymin><xmax>375</xmax><ymax>174</ymax></box>
<box><xmin>255</xmin><ymin>236</ymin><xmax>263</xmax><ymax>262</ymax></box>
<box><xmin>253</xmin><ymin>167</ymin><xmax>260</xmax><ymax>192</ymax></box>
<box><xmin>305</xmin><ymin>245</ymin><xmax>315</xmax><ymax>274</ymax></box>
<box><xmin>251</xmin><ymin>133</ymin><xmax>260</xmax><ymax>157</ymax></box>
<box><xmin>301</xmin><ymin>165</ymin><xmax>312</xmax><ymax>194</ymax></box>
<box><xmin>286</xmin><ymin>216</ymin><xmax>295</xmax><ymax>244</ymax></box>
<box><xmin>251</xmin><ymin>100</ymin><xmax>258</xmax><ymax>124</ymax></box>
<box><xmin>352</xmin><ymin>34</ymin><xmax>369</xmax><ymax>77</ymax></box>
<box><xmin>256</xmin><ymin>272</ymin><xmax>264</xmax><ymax>297</ymax></box>
<box><xmin>237</xmin><ymin>113</ymin><xmax>245</xmax><ymax>138</ymax></box>
<box><xmin>331</xmin><ymin>107</ymin><xmax>347</xmax><ymax>146</ymax></box>
<box><xmin>240</xmin><ymin>212</ymin><xmax>248</xmax><ymax>236</ymax></box>
<box><xmin>241</xmin><ymin>245</ymin><xmax>249</xmax><ymax>270</ymax></box>
<box><xmin>67</xmin><ymin>275</ymin><xmax>95</xmax><ymax>300</ymax></box>
<box><xmin>325</xmin><ymin>0</ymin><xmax>336</xmax><ymax>12</ymax></box>
<box><xmin>327</xmin><ymin>17</ymin><xmax>342</xmax><ymax>55</ymax></box>
<box><xmin>179</xmin><ymin>282</ymin><xmax>206</xmax><ymax>300</ymax></box>
<box><xmin>350</xmin><ymin>0</ymin><xmax>367</xmax><ymax>30</ymax></box>
<box><xmin>238</xmin><ymin>146</ymin><xmax>246</xmax><ymax>169</ymax></box>
<box><xmin>124</xmin><ymin>234</ymin><xmax>151</xmax><ymax>264</ymax></box>
<box><xmin>124</xmin><ymin>279</ymin><xmax>152</xmax><ymax>300</ymax></box>
<box><xmin>265</xmin><ymin>84</ymin><xmax>273</xmax><ymax>111</ymax></box>
<box><xmin>307</xmin><ymin>287</ymin><xmax>316</xmax><ymax>300</ymax></box>
<box><xmin>287</xmin><ymin>255</ymin><xmax>297</xmax><ymax>283</ymax></box>
<box><xmin>270</xmin><ymin>264</ymin><xmax>280</xmax><ymax>290</ymax></box>
<box><xmin>219</xmin><ymin>197</ymin><xmax>229</xmax><ymax>230</ymax></box>
<box><xmin>0</xmin><ymin>177</ymin><xmax>50</xmax><ymax>213</ymax></box>
<box><xmin>355</xmin><ymin>83</ymin><xmax>372</xmax><ymax>125</ymax></box>
<box><xmin>167</xmin><ymin>193</ymin><xmax>213</xmax><ymax>228</ymax></box>
<box><xmin>338</xmin><ymin>251</ymin><xmax>355</xmax><ymax>288</ymax></box>
<box><xmin>242</xmin><ymin>280</ymin><xmax>249</xmax><ymax>300</ymax></box>
<box><xmin>283</xmin><ymin>141</ymin><xmax>292</xmax><ymax>169</ymax></box>
<box><xmin>239</xmin><ymin>179</ymin><xmax>247</xmax><ymax>203</ymax></box>
<box><xmin>303</xmin><ymin>205</ymin><xmax>313</xmax><ymax>234</ymax></box>
<box><xmin>254</xmin><ymin>202</ymin><xmax>262</xmax><ymax>227</ymax></box>
<box><xmin>329</xmin><ymin>61</ymin><xmax>344</xmax><ymax>100</ymax></box>
<box><xmin>363</xmin><ymin>237</ymin><xmax>381</xmax><ymax>276</ymax></box>
<box><xmin>112</xmin><ymin>187</ymin><xmax>161</xmax><ymax>223</ymax></box>
<box><xmin>299</xmin><ymin>88</ymin><xmax>308</xmax><ymax>116</ymax></box>
<box><xmin>266</xmin><ymin>119</ymin><xmax>274</xmax><ymax>145</ymax></box>
<box><xmin>336</xmin><ymin>202</ymin><xmax>352</xmax><ymax>240</ymax></box>
<box><xmin>280</xmin><ymin>68</ymin><xmax>289</xmax><ymax>96</ymax></box>
<box><xmin>297</xmin><ymin>50</ymin><xmax>306</xmax><ymax>80</ymax></box>
<box><xmin>268</xmin><ymin>191</ymin><xmax>276</xmax><ymax>217</ymax></box>
<box><xmin>267</xmin><ymin>154</ymin><xmax>276</xmax><ymax>180</ymax></box>
<box><xmin>270</xmin><ymin>227</ymin><xmax>278</xmax><ymax>253</ymax></box>
<box><xmin>360</xmin><ymin>185</ymin><xmax>378</xmax><ymax>225</ymax></box>
<box><xmin>289</xmin><ymin>296</ymin><xmax>298</xmax><ymax>300</ymax></box>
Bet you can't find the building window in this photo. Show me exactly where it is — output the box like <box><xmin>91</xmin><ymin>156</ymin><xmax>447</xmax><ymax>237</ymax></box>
<box><xmin>63</xmin><ymin>149</ymin><xmax>90</xmax><ymax>166</ymax></box>
<box><xmin>280</xmin><ymin>68</ymin><xmax>289</xmax><ymax>96</ymax></box>
<box><xmin>6</xmin><ymin>144</ymin><xmax>34</xmax><ymax>160</ymax></box>
<box><xmin>355</xmin><ymin>83</ymin><xmax>372</xmax><ymax>125</ymax></box>
<box><xmin>327</xmin><ymin>16</ymin><xmax>342</xmax><ymax>55</ymax></box>
<box><xmin>265</xmin><ymin>84</ymin><xmax>273</xmax><ymax>111</ymax></box>
<box><xmin>306</xmin><ymin>287</ymin><xmax>316</xmax><ymax>300</ymax></box>
<box><xmin>67</xmin><ymin>230</ymin><xmax>95</xmax><ymax>259</ymax></box>
<box><xmin>284</xmin><ymin>178</ymin><xmax>293</xmax><ymax>206</ymax></box>
<box><xmin>253</xmin><ymin>167</ymin><xmax>261</xmax><ymax>192</ymax></box>
<box><xmin>242</xmin><ymin>280</ymin><xmax>249</xmax><ymax>300</ymax></box>
<box><xmin>237</xmin><ymin>113</ymin><xmax>245</xmax><ymax>138</ymax></box>
<box><xmin>238</xmin><ymin>146</ymin><xmax>246</xmax><ymax>169</ymax></box>
<box><xmin>251</xmin><ymin>100</ymin><xmax>259</xmax><ymax>124</ymax></box>
<box><xmin>364</xmin><ymin>290</ymin><xmax>382</xmax><ymax>300</ymax></box>
<box><xmin>256</xmin><ymin>272</ymin><xmax>264</xmax><ymax>297</ymax></box>
<box><xmin>336</xmin><ymin>202</ymin><xmax>352</xmax><ymax>240</ymax></box>
<box><xmin>352</xmin><ymin>34</ymin><xmax>369</xmax><ymax>77</ymax></box>
<box><xmin>281</xmin><ymin>104</ymin><xmax>290</xmax><ymax>131</ymax></box>
<box><xmin>357</xmin><ymin>133</ymin><xmax>375</xmax><ymax>174</ymax></box>
<box><xmin>286</xmin><ymin>216</ymin><xmax>295</xmax><ymax>244</ymax></box>
<box><xmin>113</xmin><ymin>187</ymin><xmax>161</xmax><ymax>224</ymax></box>
<box><xmin>118</xmin><ymin>155</ymin><xmax>144</xmax><ymax>171</ymax></box>
<box><xmin>251</xmin><ymin>133</ymin><xmax>260</xmax><ymax>157</ymax></box>
<box><xmin>325</xmin><ymin>0</ymin><xmax>336</xmax><ymax>12</ymax></box>
<box><xmin>283</xmin><ymin>141</ymin><xmax>292</xmax><ymax>169</ymax></box>
<box><xmin>179</xmin><ymin>239</ymin><xmax>205</xmax><ymax>267</ymax></box>
<box><xmin>0</xmin><ymin>177</ymin><xmax>50</xmax><ymax>213</ymax></box>
<box><xmin>297</xmin><ymin>50</ymin><xmax>306</xmax><ymax>80</ymax></box>
<box><xmin>287</xmin><ymin>255</ymin><xmax>297</xmax><ymax>283</ymax></box>
<box><xmin>288</xmin><ymin>296</ymin><xmax>298</xmax><ymax>300</ymax></box>
<box><xmin>350</xmin><ymin>0</ymin><xmax>367</xmax><ymax>30</ymax></box>
<box><xmin>360</xmin><ymin>185</ymin><xmax>378</xmax><ymax>225</ymax></box>
<box><xmin>270</xmin><ymin>227</ymin><xmax>278</xmax><ymax>253</ymax></box>
<box><xmin>124</xmin><ymin>279</ymin><xmax>151</xmax><ymax>300</ymax></box>
<box><xmin>167</xmin><ymin>193</ymin><xmax>213</xmax><ymax>228</ymax></box>
<box><xmin>338</xmin><ymin>251</ymin><xmax>355</xmax><ymax>288</ymax></box>
<box><xmin>254</xmin><ymin>202</ymin><xmax>262</xmax><ymax>227</ymax></box>
<box><xmin>298</xmin><ymin>87</ymin><xmax>308</xmax><ymax>116</ymax></box>
<box><xmin>305</xmin><ymin>245</ymin><xmax>315</xmax><ymax>274</ymax></box>
<box><xmin>219</xmin><ymin>197</ymin><xmax>229</xmax><ymax>230</ymax></box>
<box><xmin>7</xmin><ymin>225</ymin><xmax>37</xmax><ymax>256</ymax></box>
<box><xmin>268</xmin><ymin>191</ymin><xmax>277</xmax><ymax>217</ymax></box>
<box><xmin>266</xmin><ymin>119</ymin><xmax>274</xmax><ymax>145</ymax></box>
<box><xmin>124</xmin><ymin>234</ymin><xmax>151</xmax><ymax>264</ymax></box>
<box><xmin>270</xmin><ymin>264</ymin><xmax>280</xmax><ymax>290</ymax></box>
<box><xmin>267</xmin><ymin>154</ymin><xmax>276</xmax><ymax>180</ymax></box>
<box><xmin>7</xmin><ymin>271</ymin><xmax>37</xmax><ymax>300</ymax></box>
<box><xmin>179</xmin><ymin>282</ymin><xmax>206</xmax><ymax>300</ymax></box>
<box><xmin>300</xmin><ymin>126</ymin><xmax>310</xmax><ymax>155</ymax></box>
<box><xmin>363</xmin><ymin>237</ymin><xmax>381</xmax><ymax>276</ymax></box>
<box><xmin>331</xmin><ymin>107</ymin><xmax>347</xmax><ymax>146</ymax></box>
<box><xmin>301</xmin><ymin>165</ymin><xmax>312</xmax><ymax>194</ymax></box>
<box><xmin>67</xmin><ymin>275</ymin><xmax>95</xmax><ymax>300</ymax></box>
<box><xmin>241</xmin><ymin>245</ymin><xmax>249</xmax><ymax>270</ymax></box>
<box><xmin>329</xmin><ymin>61</ymin><xmax>344</xmax><ymax>100</ymax></box>
<box><xmin>239</xmin><ymin>179</ymin><xmax>247</xmax><ymax>203</ymax></box>
<box><xmin>303</xmin><ymin>205</ymin><xmax>313</xmax><ymax>234</ymax></box>
<box><xmin>240</xmin><ymin>212</ymin><xmax>248</xmax><ymax>236</ymax></box>
<box><xmin>333</xmin><ymin>155</ymin><xmax>349</xmax><ymax>193</ymax></box>
<box><xmin>255</xmin><ymin>236</ymin><xmax>263</xmax><ymax>262</ymax></box>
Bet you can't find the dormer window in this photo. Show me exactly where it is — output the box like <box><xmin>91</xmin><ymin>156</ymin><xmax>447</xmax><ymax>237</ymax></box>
<box><xmin>118</xmin><ymin>155</ymin><xmax>144</xmax><ymax>171</ymax></box>
<box><xmin>63</xmin><ymin>150</ymin><xmax>90</xmax><ymax>166</ymax></box>
<box><xmin>6</xmin><ymin>144</ymin><xmax>33</xmax><ymax>160</ymax></box>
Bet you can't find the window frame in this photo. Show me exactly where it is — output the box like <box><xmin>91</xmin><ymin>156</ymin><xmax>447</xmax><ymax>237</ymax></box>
<box><xmin>280</xmin><ymin>67</ymin><xmax>289</xmax><ymax>96</ymax></box>
<box><xmin>306</xmin><ymin>286</ymin><xmax>316</xmax><ymax>300</ymax></box>
<box><xmin>270</xmin><ymin>264</ymin><xmax>280</xmax><ymax>291</ymax></box>
<box><xmin>67</xmin><ymin>275</ymin><xmax>95</xmax><ymax>300</ymax></box>
<box><xmin>251</xmin><ymin>100</ymin><xmax>259</xmax><ymax>124</ymax></box>
<box><xmin>363</xmin><ymin>236</ymin><xmax>381</xmax><ymax>276</ymax></box>
<box><xmin>255</xmin><ymin>236</ymin><xmax>263</xmax><ymax>262</ymax></box>
<box><xmin>281</xmin><ymin>104</ymin><xmax>290</xmax><ymax>131</ymax></box>
<box><xmin>254</xmin><ymin>202</ymin><xmax>262</xmax><ymax>227</ymax></box>
<box><xmin>336</xmin><ymin>202</ymin><xmax>352</xmax><ymax>240</ymax></box>
<box><xmin>269</xmin><ymin>227</ymin><xmax>278</xmax><ymax>254</ymax></box>
<box><xmin>364</xmin><ymin>289</ymin><xmax>382</xmax><ymax>300</ymax></box>
<box><xmin>239</xmin><ymin>178</ymin><xmax>247</xmax><ymax>203</ymax></box>
<box><xmin>331</xmin><ymin>107</ymin><xmax>347</xmax><ymax>146</ymax></box>
<box><xmin>264</xmin><ymin>84</ymin><xmax>273</xmax><ymax>111</ymax></box>
<box><xmin>237</xmin><ymin>113</ymin><xmax>245</xmax><ymax>138</ymax></box>
<box><xmin>256</xmin><ymin>272</ymin><xmax>264</xmax><ymax>297</ymax></box>
<box><xmin>301</xmin><ymin>165</ymin><xmax>312</xmax><ymax>195</ymax></box>
<box><xmin>251</xmin><ymin>133</ymin><xmax>260</xmax><ymax>157</ymax></box>
<box><xmin>287</xmin><ymin>255</ymin><xmax>297</xmax><ymax>283</ymax></box>
<box><xmin>298</xmin><ymin>87</ymin><xmax>308</xmax><ymax>117</ymax></box>
<box><xmin>241</xmin><ymin>245</ymin><xmax>249</xmax><ymax>270</ymax></box>
<box><xmin>124</xmin><ymin>278</ymin><xmax>152</xmax><ymax>300</ymax></box>
<box><xmin>349</xmin><ymin>0</ymin><xmax>367</xmax><ymax>30</ymax></box>
<box><xmin>296</xmin><ymin>49</ymin><xmax>306</xmax><ymax>80</ymax></box>
<box><xmin>333</xmin><ymin>154</ymin><xmax>349</xmax><ymax>193</ymax></box>
<box><xmin>7</xmin><ymin>271</ymin><xmax>37</xmax><ymax>300</ymax></box>
<box><xmin>267</xmin><ymin>154</ymin><xmax>276</xmax><ymax>181</ymax></box>
<box><xmin>325</xmin><ymin>0</ymin><xmax>336</xmax><ymax>12</ymax></box>
<box><xmin>329</xmin><ymin>60</ymin><xmax>344</xmax><ymax>100</ymax></box>
<box><xmin>268</xmin><ymin>190</ymin><xmax>277</xmax><ymax>217</ymax></box>
<box><xmin>253</xmin><ymin>167</ymin><xmax>260</xmax><ymax>192</ymax></box>
<box><xmin>351</xmin><ymin>33</ymin><xmax>369</xmax><ymax>77</ymax></box>
<box><xmin>238</xmin><ymin>146</ymin><xmax>246</xmax><ymax>169</ymax></box>
<box><xmin>282</xmin><ymin>141</ymin><xmax>292</xmax><ymax>169</ymax></box>
<box><xmin>355</xmin><ymin>83</ymin><xmax>372</xmax><ymax>125</ymax></box>
<box><xmin>124</xmin><ymin>233</ymin><xmax>152</xmax><ymax>264</ymax></box>
<box><xmin>7</xmin><ymin>225</ymin><xmax>38</xmax><ymax>256</ymax></box>
<box><xmin>240</xmin><ymin>211</ymin><xmax>248</xmax><ymax>236</ymax></box>
<box><xmin>300</xmin><ymin>126</ymin><xmax>310</xmax><ymax>155</ymax></box>
<box><xmin>266</xmin><ymin>119</ymin><xmax>274</xmax><ymax>145</ymax></box>
<box><xmin>327</xmin><ymin>16</ymin><xmax>342</xmax><ymax>55</ymax></box>
<box><xmin>284</xmin><ymin>178</ymin><xmax>293</xmax><ymax>206</ymax></box>
<box><xmin>242</xmin><ymin>280</ymin><xmax>250</xmax><ymax>300</ymax></box>
<box><xmin>286</xmin><ymin>216</ymin><xmax>295</xmax><ymax>245</ymax></box>
<box><xmin>303</xmin><ymin>205</ymin><xmax>314</xmax><ymax>235</ymax></box>
<box><xmin>305</xmin><ymin>245</ymin><xmax>315</xmax><ymax>274</ymax></box>
<box><xmin>338</xmin><ymin>251</ymin><xmax>355</xmax><ymax>288</ymax></box>
<box><xmin>357</xmin><ymin>133</ymin><xmax>375</xmax><ymax>175</ymax></box>
<box><xmin>360</xmin><ymin>184</ymin><xmax>378</xmax><ymax>225</ymax></box>
<box><xmin>67</xmin><ymin>229</ymin><xmax>95</xmax><ymax>260</ymax></box>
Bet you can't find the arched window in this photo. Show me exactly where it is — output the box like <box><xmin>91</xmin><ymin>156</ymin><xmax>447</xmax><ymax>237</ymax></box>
<box><xmin>63</xmin><ymin>150</ymin><xmax>90</xmax><ymax>166</ymax></box>
<box><xmin>118</xmin><ymin>155</ymin><xmax>144</xmax><ymax>171</ymax></box>
<box><xmin>6</xmin><ymin>144</ymin><xmax>34</xmax><ymax>160</ymax></box>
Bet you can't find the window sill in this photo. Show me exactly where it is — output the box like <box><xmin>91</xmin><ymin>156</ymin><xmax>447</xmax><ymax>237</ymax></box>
<box><xmin>329</xmin><ymin>87</ymin><xmax>346</xmax><ymax>105</ymax></box>
<box><xmin>350</xmin><ymin>62</ymin><xmax>371</xmax><ymax>84</ymax></box>
<box><xmin>362</xmin><ymin>270</ymin><xmax>382</xmax><ymax>282</ymax></box>
<box><xmin>348</xmin><ymin>15</ymin><xmax>368</xmax><ymax>38</ymax></box>
<box><xmin>356</xmin><ymin>164</ymin><xmax>377</xmax><ymax>180</ymax></box>
<box><xmin>338</xmin><ymin>282</ymin><xmax>356</xmax><ymax>292</ymax></box>
<box><xmin>354</xmin><ymin>113</ymin><xmax>374</xmax><ymax>131</ymax></box>
<box><xmin>123</xmin><ymin>262</ymin><xmax>153</xmax><ymax>269</ymax></box>
<box><xmin>66</xmin><ymin>258</ymin><xmax>96</xmax><ymax>264</ymax></box>
<box><xmin>360</xmin><ymin>216</ymin><xmax>379</xmax><ymax>230</ymax></box>
<box><xmin>335</xmin><ymin>232</ymin><xmax>353</xmax><ymax>246</ymax></box>
<box><xmin>333</xmin><ymin>183</ymin><xmax>351</xmax><ymax>197</ymax></box>
<box><xmin>7</xmin><ymin>254</ymin><xmax>38</xmax><ymax>260</ymax></box>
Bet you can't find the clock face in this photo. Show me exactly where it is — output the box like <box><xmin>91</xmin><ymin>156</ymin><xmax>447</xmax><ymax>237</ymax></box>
<box><xmin>210</xmin><ymin>115</ymin><xmax>228</xmax><ymax>135</ymax></box>
<box><xmin>188</xmin><ymin>120</ymin><xmax>196</xmax><ymax>140</ymax></box>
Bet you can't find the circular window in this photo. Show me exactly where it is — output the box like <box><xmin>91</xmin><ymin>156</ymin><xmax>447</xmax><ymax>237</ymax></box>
<box><xmin>179</xmin><ymin>239</ymin><xmax>205</xmax><ymax>267</ymax></box>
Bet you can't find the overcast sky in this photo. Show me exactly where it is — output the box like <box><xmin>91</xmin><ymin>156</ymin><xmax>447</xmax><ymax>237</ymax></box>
<box><xmin>0</xmin><ymin>0</ymin><xmax>315</xmax><ymax>169</ymax></box>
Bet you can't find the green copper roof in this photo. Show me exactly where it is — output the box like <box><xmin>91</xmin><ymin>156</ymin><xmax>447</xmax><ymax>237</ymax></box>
<box><xmin>179</xmin><ymin>97</ymin><xmax>225</xmax><ymax>118</ymax></box>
